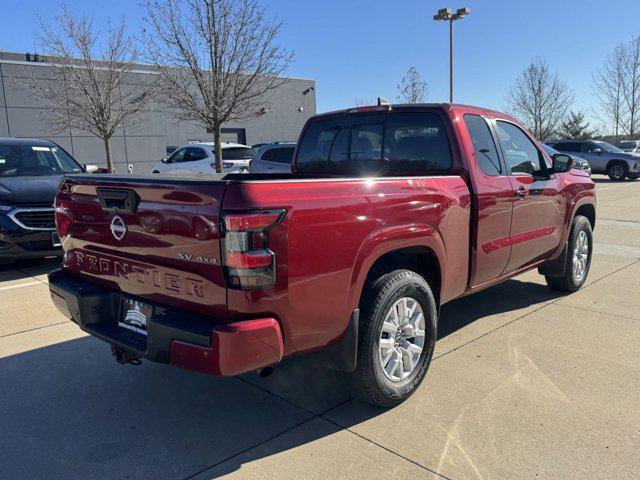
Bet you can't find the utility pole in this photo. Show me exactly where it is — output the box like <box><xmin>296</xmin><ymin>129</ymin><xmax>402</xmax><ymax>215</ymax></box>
<box><xmin>433</xmin><ymin>7</ymin><xmax>471</xmax><ymax>103</ymax></box>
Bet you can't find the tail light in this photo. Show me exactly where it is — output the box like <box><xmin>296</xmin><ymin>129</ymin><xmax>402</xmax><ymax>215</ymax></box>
<box><xmin>221</xmin><ymin>209</ymin><xmax>285</xmax><ymax>289</ymax></box>
<box><xmin>55</xmin><ymin>203</ymin><xmax>73</xmax><ymax>237</ymax></box>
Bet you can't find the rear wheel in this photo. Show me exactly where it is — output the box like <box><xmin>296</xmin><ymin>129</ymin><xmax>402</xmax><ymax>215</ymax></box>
<box><xmin>607</xmin><ymin>162</ymin><xmax>628</xmax><ymax>181</ymax></box>
<box><xmin>346</xmin><ymin>269</ymin><xmax>437</xmax><ymax>407</ymax></box>
<box><xmin>545</xmin><ymin>215</ymin><xmax>593</xmax><ymax>292</ymax></box>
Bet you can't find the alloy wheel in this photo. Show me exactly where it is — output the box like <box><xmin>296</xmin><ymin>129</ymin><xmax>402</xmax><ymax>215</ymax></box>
<box><xmin>378</xmin><ymin>297</ymin><xmax>426</xmax><ymax>382</ymax></box>
<box><xmin>572</xmin><ymin>230</ymin><xmax>589</xmax><ymax>282</ymax></box>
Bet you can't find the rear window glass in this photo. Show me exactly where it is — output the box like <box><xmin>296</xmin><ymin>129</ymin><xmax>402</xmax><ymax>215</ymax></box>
<box><xmin>220</xmin><ymin>147</ymin><xmax>253</xmax><ymax>160</ymax></box>
<box><xmin>262</xmin><ymin>147</ymin><xmax>295</xmax><ymax>164</ymax></box>
<box><xmin>296</xmin><ymin>111</ymin><xmax>452</xmax><ymax>173</ymax></box>
<box><xmin>383</xmin><ymin>113</ymin><xmax>452</xmax><ymax>171</ymax></box>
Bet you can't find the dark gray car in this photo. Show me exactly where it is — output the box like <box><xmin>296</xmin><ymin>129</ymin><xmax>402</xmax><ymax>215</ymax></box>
<box><xmin>548</xmin><ymin>139</ymin><xmax>640</xmax><ymax>181</ymax></box>
<box><xmin>541</xmin><ymin>143</ymin><xmax>591</xmax><ymax>176</ymax></box>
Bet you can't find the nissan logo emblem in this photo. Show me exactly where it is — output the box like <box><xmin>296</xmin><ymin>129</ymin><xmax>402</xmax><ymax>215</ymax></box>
<box><xmin>110</xmin><ymin>215</ymin><xmax>127</xmax><ymax>241</ymax></box>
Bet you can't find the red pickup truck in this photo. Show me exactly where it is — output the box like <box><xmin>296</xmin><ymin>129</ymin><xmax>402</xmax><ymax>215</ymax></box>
<box><xmin>49</xmin><ymin>104</ymin><xmax>596</xmax><ymax>407</ymax></box>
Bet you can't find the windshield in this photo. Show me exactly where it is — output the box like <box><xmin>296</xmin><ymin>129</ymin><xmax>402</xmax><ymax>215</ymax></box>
<box><xmin>0</xmin><ymin>144</ymin><xmax>83</xmax><ymax>177</ymax></box>
<box><xmin>541</xmin><ymin>143</ymin><xmax>558</xmax><ymax>155</ymax></box>
<box><xmin>619</xmin><ymin>141</ymin><xmax>637</xmax><ymax>149</ymax></box>
<box><xmin>595</xmin><ymin>141</ymin><xmax>624</xmax><ymax>153</ymax></box>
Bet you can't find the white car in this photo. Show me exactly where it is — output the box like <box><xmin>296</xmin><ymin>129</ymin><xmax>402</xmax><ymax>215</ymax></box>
<box><xmin>151</xmin><ymin>142</ymin><xmax>252</xmax><ymax>174</ymax></box>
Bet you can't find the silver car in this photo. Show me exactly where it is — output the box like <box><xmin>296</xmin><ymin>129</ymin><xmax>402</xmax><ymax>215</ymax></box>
<box><xmin>251</xmin><ymin>142</ymin><xmax>296</xmax><ymax>173</ymax></box>
<box><xmin>541</xmin><ymin>143</ymin><xmax>591</xmax><ymax>176</ymax></box>
<box><xmin>548</xmin><ymin>139</ymin><xmax>640</xmax><ymax>181</ymax></box>
<box><xmin>619</xmin><ymin>140</ymin><xmax>640</xmax><ymax>153</ymax></box>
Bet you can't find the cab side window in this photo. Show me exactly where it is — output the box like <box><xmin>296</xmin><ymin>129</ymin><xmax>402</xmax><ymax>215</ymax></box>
<box><xmin>464</xmin><ymin>114</ymin><xmax>501</xmax><ymax>176</ymax></box>
<box><xmin>496</xmin><ymin>121</ymin><xmax>546</xmax><ymax>176</ymax></box>
<box><xmin>583</xmin><ymin>142</ymin><xmax>600</xmax><ymax>153</ymax></box>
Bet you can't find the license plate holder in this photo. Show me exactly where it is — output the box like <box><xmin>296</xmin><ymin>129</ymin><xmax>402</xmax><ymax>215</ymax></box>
<box><xmin>118</xmin><ymin>298</ymin><xmax>152</xmax><ymax>336</ymax></box>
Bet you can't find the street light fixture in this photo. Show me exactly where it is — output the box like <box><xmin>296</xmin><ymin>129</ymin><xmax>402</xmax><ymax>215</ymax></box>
<box><xmin>433</xmin><ymin>7</ymin><xmax>471</xmax><ymax>103</ymax></box>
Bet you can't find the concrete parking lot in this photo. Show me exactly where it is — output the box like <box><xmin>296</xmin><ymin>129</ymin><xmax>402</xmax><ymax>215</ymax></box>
<box><xmin>1</xmin><ymin>176</ymin><xmax>639</xmax><ymax>479</ymax></box>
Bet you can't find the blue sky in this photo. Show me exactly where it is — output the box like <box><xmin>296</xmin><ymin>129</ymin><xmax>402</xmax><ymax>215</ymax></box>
<box><xmin>2</xmin><ymin>0</ymin><xmax>639</xmax><ymax>128</ymax></box>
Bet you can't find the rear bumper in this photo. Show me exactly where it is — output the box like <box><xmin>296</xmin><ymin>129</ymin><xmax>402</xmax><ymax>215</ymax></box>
<box><xmin>48</xmin><ymin>268</ymin><xmax>283</xmax><ymax>376</ymax></box>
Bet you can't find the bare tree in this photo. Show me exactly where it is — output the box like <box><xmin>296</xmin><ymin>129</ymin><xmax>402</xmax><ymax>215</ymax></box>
<box><xmin>593</xmin><ymin>44</ymin><xmax>627</xmax><ymax>137</ymax></box>
<box><xmin>622</xmin><ymin>36</ymin><xmax>640</xmax><ymax>137</ymax></box>
<box><xmin>396</xmin><ymin>67</ymin><xmax>427</xmax><ymax>103</ymax></box>
<box><xmin>16</xmin><ymin>6</ymin><xmax>152</xmax><ymax>172</ymax></box>
<box><xmin>143</xmin><ymin>0</ymin><xmax>294</xmax><ymax>172</ymax></box>
<box><xmin>505</xmin><ymin>58</ymin><xmax>574</xmax><ymax>141</ymax></box>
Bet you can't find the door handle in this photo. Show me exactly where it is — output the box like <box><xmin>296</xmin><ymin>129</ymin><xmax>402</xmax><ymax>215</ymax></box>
<box><xmin>514</xmin><ymin>187</ymin><xmax>528</xmax><ymax>199</ymax></box>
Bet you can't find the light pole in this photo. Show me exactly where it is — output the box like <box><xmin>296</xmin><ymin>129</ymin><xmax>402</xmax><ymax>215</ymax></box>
<box><xmin>433</xmin><ymin>7</ymin><xmax>471</xmax><ymax>103</ymax></box>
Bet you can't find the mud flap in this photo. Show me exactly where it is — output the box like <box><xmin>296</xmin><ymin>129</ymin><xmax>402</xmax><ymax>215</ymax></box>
<box><xmin>322</xmin><ymin>309</ymin><xmax>359</xmax><ymax>372</ymax></box>
<box><xmin>538</xmin><ymin>241</ymin><xmax>568</xmax><ymax>277</ymax></box>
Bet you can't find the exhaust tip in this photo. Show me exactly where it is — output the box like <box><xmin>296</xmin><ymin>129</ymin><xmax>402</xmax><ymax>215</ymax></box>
<box><xmin>111</xmin><ymin>345</ymin><xmax>141</xmax><ymax>365</ymax></box>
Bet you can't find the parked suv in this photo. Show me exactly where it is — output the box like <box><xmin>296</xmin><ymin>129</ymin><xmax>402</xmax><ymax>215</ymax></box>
<box><xmin>151</xmin><ymin>142</ymin><xmax>253</xmax><ymax>174</ymax></box>
<box><xmin>548</xmin><ymin>139</ymin><xmax>640</xmax><ymax>180</ymax></box>
<box><xmin>0</xmin><ymin>138</ymin><xmax>85</xmax><ymax>265</ymax></box>
<box><xmin>619</xmin><ymin>140</ymin><xmax>640</xmax><ymax>153</ymax></box>
<box><xmin>251</xmin><ymin>142</ymin><xmax>296</xmax><ymax>173</ymax></box>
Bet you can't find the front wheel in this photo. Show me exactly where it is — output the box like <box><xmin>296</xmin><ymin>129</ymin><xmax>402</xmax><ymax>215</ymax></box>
<box><xmin>545</xmin><ymin>215</ymin><xmax>593</xmax><ymax>292</ymax></box>
<box><xmin>346</xmin><ymin>269</ymin><xmax>437</xmax><ymax>407</ymax></box>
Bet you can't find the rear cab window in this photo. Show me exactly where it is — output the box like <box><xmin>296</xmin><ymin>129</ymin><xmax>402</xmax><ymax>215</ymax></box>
<box><xmin>295</xmin><ymin>110</ymin><xmax>453</xmax><ymax>174</ymax></box>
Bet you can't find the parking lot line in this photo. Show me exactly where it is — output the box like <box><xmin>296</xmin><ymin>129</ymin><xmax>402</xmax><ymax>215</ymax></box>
<box><xmin>0</xmin><ymin>280</ymin><xmax>44</xmax><ymax>292</ymax></box>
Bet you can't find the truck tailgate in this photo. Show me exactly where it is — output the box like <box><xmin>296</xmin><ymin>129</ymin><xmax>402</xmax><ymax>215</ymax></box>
<box><xmin>56</xmin><ymin>175</ymin><xmax>228</xmax><ymax>319</ymax></box>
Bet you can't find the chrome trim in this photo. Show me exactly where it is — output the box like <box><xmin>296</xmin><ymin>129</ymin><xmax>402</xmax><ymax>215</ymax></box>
<box><xmin>7</xmin><ymin>207</ymin><xmax>56</xmax><ymax>231</ymax></box>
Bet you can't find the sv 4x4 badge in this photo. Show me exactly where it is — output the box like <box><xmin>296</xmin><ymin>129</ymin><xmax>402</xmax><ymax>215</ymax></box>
<box><xmin>177</xmin><ymin>252</ymin><xmax>218</xmax><ymax>265</ymax></box>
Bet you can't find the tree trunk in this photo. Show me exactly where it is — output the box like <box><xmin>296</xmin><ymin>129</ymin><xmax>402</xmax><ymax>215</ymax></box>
<box><xmin>103</xmin><ymin>137</ymin><xmax>114</xmax><ymax>173</ymax></box>
<box><xmin>213</xmin><ymin>123</ymin><xmax>224</xmax><ymax>173</ymax></box>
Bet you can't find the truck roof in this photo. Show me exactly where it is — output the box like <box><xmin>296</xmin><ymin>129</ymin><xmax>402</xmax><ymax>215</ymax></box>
<box><xmin>312</xmin><ymin>103</ymin><xmax>509</xmax><ymax>120</ymax></box>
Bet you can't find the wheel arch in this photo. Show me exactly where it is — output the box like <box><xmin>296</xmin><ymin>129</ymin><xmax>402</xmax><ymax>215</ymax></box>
<box><xmin>347</xmin><ymin>224</ymin><xmax>446</xmax><ymax>314</ymax></box>
<box><xmin>360</xmin><ymin>246</ymin><xmax>442</xmax><ymax>308</ymax></box>
<box><xmin>574</xmin><ymin>203</ymin><xmax>596</xmax><ymax>231</ymax></box>
<box><xmin>606</xmin><ymin>158</ymin><xmax>630</xmax><ymax>171</ymax></box>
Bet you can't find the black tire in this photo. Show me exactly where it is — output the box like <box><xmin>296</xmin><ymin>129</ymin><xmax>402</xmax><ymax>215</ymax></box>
<box><xmin>545</xmin><ymin>215</ymin><xmax>593</xmax><ymax>292</ymax></box>
<box><xmin>346</xmin><ymin>269</ymin><xmax>437</xmax><ymax>407</ymax></box>
<box><xmin>628</xmin><ymin>174</ymin><xmax>639</xmax><ymax>181</ymax></box>
<box><xmin>152</xmin><ymin>170</ymin><xmax>160</xmax><ymax>174</ymax></box>
<box><xmin>607</xmin><ymin>161</ymin><xmax>628</xmax><ymax>181</ymax></box>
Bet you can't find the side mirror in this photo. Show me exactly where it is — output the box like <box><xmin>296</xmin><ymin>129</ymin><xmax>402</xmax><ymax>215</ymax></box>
<box><xmin>593</xmin><ymin>148</ymin><xmax>603</xmax><ymax>154</ymax></box>
<box><xmin>552</xmin><ymin>153</ymin><xmax>573</xmax><ymax>173</ymax></box>
<box><xmin>84</xmin><ymin>164</ymin><xmax>99</xmax><ymax>173</ymax></box>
